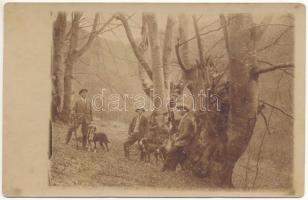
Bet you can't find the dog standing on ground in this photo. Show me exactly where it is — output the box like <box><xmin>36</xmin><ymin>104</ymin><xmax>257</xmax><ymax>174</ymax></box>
<box><xmin>138</xmin><ymin>138</ymin><xmax>166</xmax><ymax>164</ymax></box>
<box><xmin>87</xmin><ymin>125</ymin><xmax>110</xmax><ymax>153</ymax></box>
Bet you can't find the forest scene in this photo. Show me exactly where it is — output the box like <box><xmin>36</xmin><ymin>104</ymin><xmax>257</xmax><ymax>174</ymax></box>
<box><xmin>50</xmin><ymin>7</ymin><xmax>295</xmax><ymax>191</ymax></box>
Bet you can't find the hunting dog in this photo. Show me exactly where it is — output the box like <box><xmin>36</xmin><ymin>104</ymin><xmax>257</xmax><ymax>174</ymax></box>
<box><xmin>161</xmin><ymin>135</ymin><xmax>186</xmax><ymax>171</ymax></box>
<box><xmin>87</xmin><ymin>125</ymin><xmax>110</xmax><ymax>153</ymax></box>
<box><xmin>138</xmin><ymin>138</ymin><xmax>166</xmax><ymax>164</ymax></box>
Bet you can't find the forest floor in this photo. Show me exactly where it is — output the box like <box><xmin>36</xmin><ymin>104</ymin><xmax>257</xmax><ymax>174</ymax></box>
<box><xmin>49</xmin><ymin>119</ymin><xmax>291</xmax><ymax>190</ymax></box>
<box><xmin>49</xmin><ymin>120</ymin><xmax>212</xmax><ymax>189</ymax></box>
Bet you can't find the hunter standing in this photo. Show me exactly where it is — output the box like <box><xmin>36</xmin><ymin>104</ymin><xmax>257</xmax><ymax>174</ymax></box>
<box><xmin>66</xmin><ymin>88</ymin><xmax>93</xmax><ymax>148</ymax></box>
<box><xmin>124</xmin><ymin>108</ymin><xmax>148</xmax><ymax>159</ymax></box>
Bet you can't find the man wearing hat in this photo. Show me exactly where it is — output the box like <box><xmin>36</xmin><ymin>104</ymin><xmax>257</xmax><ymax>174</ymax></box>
<box><xmin>162</xmin><ymin>103</ymin><xmax>197</xmax><ymax>171</ymax></box>
<box><xmin>123</xmin><ymin>107</ymin><xmax>148</xmax><ymax>159</ymax></box>
<box><xmin>66</xmin><ymin>88</ymin><xmax>93</xmax><ymax>148</ymax></box>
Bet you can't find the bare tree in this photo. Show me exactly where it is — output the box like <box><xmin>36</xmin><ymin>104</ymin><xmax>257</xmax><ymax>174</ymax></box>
<box><xmin>116</xmin><ymin>12</ymin><xmax>293</xmax><ymax>187</ymax></box>
<box><xmin>115</xmin><ymin>13</ymin><xmax>176</xmax><ymax>113</ymax></box>
<box><xmin>166</xmin><ymin>13</ymin><xmax>294</xmax><ymax>187</ymax></box>
<box><xmin>62</xmin><ymin>12</ymin><xmax>114</xmax><ymax>121</ymax></box>
<box><xmin>186</xmin><ymin>13</ymin><xmax>293</xmax><ymax>187</ymax></box>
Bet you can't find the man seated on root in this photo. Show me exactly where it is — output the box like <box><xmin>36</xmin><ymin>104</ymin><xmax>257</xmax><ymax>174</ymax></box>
<box><xmin>123</xmin><ymin>107</ymin><xmax>148</xmax><ymax>159</ymax></box>
<box><xmin>162</xmin><ymin>103</ymin><xmax>197</xmax><ymax>171</ymax></box>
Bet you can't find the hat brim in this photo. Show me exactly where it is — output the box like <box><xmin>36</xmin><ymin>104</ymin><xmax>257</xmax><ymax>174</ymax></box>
<box><xmin>135</xmin><ymin>108</ymin><xmax>145</xmax><ymax>112</ymax></box>
<box><xmin>79</xmin><ymin>89</ymin><xmax>88</xmax><ymax>94</ymax></box>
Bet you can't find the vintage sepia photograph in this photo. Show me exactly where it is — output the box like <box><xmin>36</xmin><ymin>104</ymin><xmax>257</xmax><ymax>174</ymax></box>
<box><xmin>3</xmin><ymin>3</ymin><xmax>305</xmax><ymax>197</ymax></box>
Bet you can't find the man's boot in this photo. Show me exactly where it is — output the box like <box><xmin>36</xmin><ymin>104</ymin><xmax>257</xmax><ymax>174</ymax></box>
<box><xmin>124</xmin><ymin>144</ymin><xmax>130</xmax><ymax>159</ymax></box>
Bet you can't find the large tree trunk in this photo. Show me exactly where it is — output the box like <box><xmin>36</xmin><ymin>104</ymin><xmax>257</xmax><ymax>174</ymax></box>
<box><xmin>52</xmin><ymin>12</ymin><xmax>67</xmax><ymax>120</ymax></box>
<box><xmin>222</xmin><ymin>13</ymin><xmax>259</xmax><ymax>186</ymax></box>
<box><xmin>161</xmin><ymin>16</ymin><xmax>176</xmax><ymax>106</ymax></box>
<box><xmin>143</xmin><ymin>13</ymin><xmax>166</xmax><ymax>112</ymax></box>
<box><xmin>62</xmin><ymin>12</ymin><xmax>81</xmax><ymax>122</ymax></box>
<box><xmin>193</xmin><ymin>13</ymin><xmax>259</xmax><ymax>187</ymax></box>
<box><xmin>162</xmin><ymin>16</ymin><xmax>175</xmax><ymax>91</ymax></box>
<box><xmin>178</xmin><ymin>14</ymin><xmax>192</xmax><ymax>69</ymax></box>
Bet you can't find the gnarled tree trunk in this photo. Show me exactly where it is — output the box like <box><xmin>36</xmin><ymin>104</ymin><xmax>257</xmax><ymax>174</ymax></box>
<box><xmin>222</xmin><ymin>13</ymin><xmax>259</xmax><ymax>186</ymax></box>
<box><xmin>193</xmin><ymin>13</ymin><xmax>260</xmax><ymax>187</ymax></box>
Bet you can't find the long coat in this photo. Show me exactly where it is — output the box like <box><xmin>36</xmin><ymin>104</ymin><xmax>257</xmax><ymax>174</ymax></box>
<box><xmin>174</xmin><ymin>112</ymin><xmax>196</xmax><ymax>147</ymax></box>
<box><xmin>73</xmin><ymin>98</ymin><xmax>93</xmax><ymax>124</ymax></box>
<box><xmin>128</xmin><ymin>115</ymin><xmax>148</xmax><ymax>137</ymax></box>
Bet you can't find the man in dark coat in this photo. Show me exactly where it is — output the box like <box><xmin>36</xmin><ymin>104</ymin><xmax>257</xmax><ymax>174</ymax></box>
<box><xmin>66</xmin><ymin>88</ymin><xmax>93</xmax><ymax>148</ymax></box>
<box><xmin>123</xmin><ymin>108</ymin><xmax>148</xmax><ymax>158</ymax></box>
<box><xmin>162</xmin><ymin>104</ymin><xmax>196</xmax><ymax>171</ymax></box>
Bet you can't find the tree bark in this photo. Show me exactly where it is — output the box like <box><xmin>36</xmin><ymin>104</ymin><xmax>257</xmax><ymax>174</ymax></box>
<box><xmin>178</xmin><ymin>14</ymin><xmax>192</xmax><ymax>70</ymax></box>
<box><xmin>52</xmin><ymin>12</ymin><xmax>67</xmax><ymax>120</ymax></box>
<box><xmin>184</xmin><ymin>14</ymin><xmax>262</xmax><ymax>188</ymax></box>
<box><xmin>223</xmin><ymin>13</ymin><xmax>259</xmax><ymax>186</ymax></box>
<box><xmin>62</xmin><ymin>12</ymin><xmax>82</xmax><ymax>122</ymax></box>
<box><xmin>143</xmin><ymin>13</ymin><xmax>166</xmax><ymax>112</ymax></box>
<box><xmin>203</xmin><ymin>13</ymin><xmax>259</xmax><ymax>187</ymax></box>
<box><xmin>162</xmin><ymin>15</ymin><xmax>176</xmax><ymax>90</ymax></box>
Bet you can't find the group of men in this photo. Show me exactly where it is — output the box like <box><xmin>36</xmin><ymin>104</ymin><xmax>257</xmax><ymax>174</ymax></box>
<box><xmin>123</xmin><ymin>104</ymin><xmax>197</xmax><ymax>171</ymax></box>
<box><xmin>65</xmin><ymin>88</ymin><xmax>197</xmax><ymax>171</ymax></box>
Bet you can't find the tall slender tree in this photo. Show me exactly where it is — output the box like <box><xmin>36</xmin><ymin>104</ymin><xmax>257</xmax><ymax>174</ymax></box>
<box><xmin>52</xmin><ymin>12</ymin><xmax>67</xmax><ymax>120</ymax></box>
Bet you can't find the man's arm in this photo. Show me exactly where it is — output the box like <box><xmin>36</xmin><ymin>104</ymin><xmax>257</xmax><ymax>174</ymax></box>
<box><xmin>71</xmin><ymin>101</ymin><xmax>78</xmax><ymax>118</ymax></box>
<box><xmin>72</xmin><ymin>100</ymin><xmax>78</xmax><ymax>117</ymax></box>
<box><xmin>89</xmin><ymin>102</ymin><xmax>93</xmax><ymax>121</ymax></box>
<box><xmin>176</xmin><ymin>119</ymin><xmax>194</xmax><ymax>141</ymax></box>
<box><xmin>128</xmin><ymin>117</ymin><xmax>135</xmax><ymax>135</ymax></box>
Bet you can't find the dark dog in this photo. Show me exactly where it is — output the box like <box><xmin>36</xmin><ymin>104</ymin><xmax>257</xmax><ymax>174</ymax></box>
<box><xmin>87</xmin><ymin>126</ymin><xmax>110</xmax><ymax>153</ymax></box>
<box><xmin>138</xmin><ymin>138</ymin><xmax>166</xmax><ymax>164</ymax></box>
<box><xmin>161</xmin><ymin>136</ymin><xmax>186</xmax><ymax>171</ymax></box>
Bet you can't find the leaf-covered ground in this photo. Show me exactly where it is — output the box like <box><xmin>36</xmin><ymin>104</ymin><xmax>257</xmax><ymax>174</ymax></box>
<box><xmin>49</xmin><ymin>120</ymin><xmax>212</xmax><ymax>188</ymax></box>
<box><xmin>49</xmin><ymin>120</ymin><xmax>291</xmax><ymax>190</ymax></box>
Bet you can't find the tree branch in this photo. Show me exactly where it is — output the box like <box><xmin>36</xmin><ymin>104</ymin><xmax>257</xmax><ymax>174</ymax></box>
<box><xmin>254</xmin><ymin>63</ymin><xmax>294</xmax><ymax>75</ymax></box>
<box><xmin>257</xmin><ymin>26</ymin><xmax>293</xmax><ymax>52</ymax></box>
<box><xmin>219</xmin><ymin>14</ymin><xmax>230</xmax><ymax>55</ymax></box>
<box><xmin>179</xmin><ymin>26</ymin><xmax>224</xmax><ymax>47</ymax></box>
<box><xmin>258</xmin><ymin>60</ymin><xmax>294</xmax><ymax>77</ymax></box>
<box><xmin>193</xmin><ymin>15</ymin><xmax>205</xmax><ymax>66</ymax></box>
<box><xmin>101</xmin><ymin>13</ymin><xmax>135</xmax><ymax>34</ymax></box>
<box><xmin>193</xmin><ymin>14</ymin><xmax>210</xmax><ymax>86</ymax></box>
<box><xmin>175</xmin><ymin>40</ymin><xmax>189</xmax><ymax>72</ymax></box>
<box><xmin>76</xmin><ymin>14</ymin><xmax>114</xmax><ymax>58</ymax></box>
<box><xmin>114</xmin><ymin>12</ymin><xmax>153</xmax><ymax>80</ymax></box>
<box><xmin>259</xmin><ymin>100</ymin><xmax>294</xmax><ymax>119</ymax></box>
<box><xmin>259</xmin><ymin>110</ymin><xmax>272</xmax><ymax>135</ymax></box>
<box><xmin>254</xmin><ymin>14</ymin><xmax>273</xmax><ymax>41</ymax></box>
